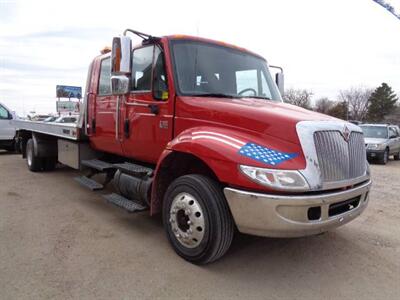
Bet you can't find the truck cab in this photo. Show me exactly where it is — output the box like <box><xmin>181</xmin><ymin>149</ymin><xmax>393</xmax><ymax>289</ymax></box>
<box><xmin>15</xmin><ymin>30</ymin><xmax>372</xmax><ymax>264</ymax></box>
<box><xmin>0</xmin><ymin>102</ymin><xmax>16</xmax><ymax>151</ymax></box>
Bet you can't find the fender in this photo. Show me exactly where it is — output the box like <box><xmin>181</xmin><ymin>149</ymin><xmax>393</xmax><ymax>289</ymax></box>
<box><xmin>150</xmin><ymin>126</ymin><xmax>306</xmax><ymax>214</ymax></box>
<box><xmin>167</xmin><ymin>126</ymin><xmax>305</xmax><ymax>173</ymax></box>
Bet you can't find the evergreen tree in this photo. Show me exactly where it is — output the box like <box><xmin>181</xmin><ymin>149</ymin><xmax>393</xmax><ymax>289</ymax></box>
<box><xmin>367</xmin><ymin>83</ymin><xmax>398</xmax><ymax>122</ymax></box>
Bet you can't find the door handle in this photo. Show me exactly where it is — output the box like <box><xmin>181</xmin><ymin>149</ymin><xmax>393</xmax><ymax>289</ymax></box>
<box><xmin>148</xmin><ymin>104</ymin><xmax>159</xmax><ymax>114</ymax></box>
<box><xmin>124</xmin><ymin>119</ymin><xmax>130</xmax><ymax>138</ymax></box>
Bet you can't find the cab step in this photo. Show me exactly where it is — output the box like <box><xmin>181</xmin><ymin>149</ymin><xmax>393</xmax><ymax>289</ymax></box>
<box><xmin>103</xmin><ymin>193</ymin><xmax>148</xmax><ymax>213</ymax></box>
<box><xmin>113</xmin><ymin>162</ymin><xmax>153</xmax><ymax>178</ymax></box>
<box><xmin>81</xmin><ymin>159</ymin><xmax>116</xmax><ymax>172</ymax></box>
<box><xmin>74</xmin><ymin>176</ymin><xmax>104</xmax><ymax>191</ymax></box>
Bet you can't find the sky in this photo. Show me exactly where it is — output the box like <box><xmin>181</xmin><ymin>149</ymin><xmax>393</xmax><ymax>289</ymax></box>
<box><xmin>1</xmin><ymin>0</ymin><xmax>400</xmax><ymax>115</ymax></box>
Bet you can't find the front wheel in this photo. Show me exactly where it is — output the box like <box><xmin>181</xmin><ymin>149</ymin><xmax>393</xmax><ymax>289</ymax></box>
<box><xmin>378</xmin><ymin>149</ymin><xmax>389</xmax><ymax>165</ymax></box>
<box><xmin>162</xmin><ymin>175</ymin><xmax>235</xmax><ymax>264</ymax></box>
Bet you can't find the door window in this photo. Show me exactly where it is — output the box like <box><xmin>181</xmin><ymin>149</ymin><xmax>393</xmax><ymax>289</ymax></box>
<box><xmin>132</xmin><ymin>46</ymin><xmax>154</xmax><ymax>91</ymax></box>
<box><xmin>0</xmin><ymin>105</ymin><xmax>9</xmax><ymax>119</ymax></box>
<box><xmin>98</xmin><ymin>57</ymin><xmax>111</xmax><ymax>95</ymax></box>
<box><xmin>153</xmin><ymin>46</ymin><xmax>168</xmax><ymax>100</ymax></box>
<box><xmin>389</xmin><ymin>127</ymin><xmax>397</xmax><ymax>138</ymax></box>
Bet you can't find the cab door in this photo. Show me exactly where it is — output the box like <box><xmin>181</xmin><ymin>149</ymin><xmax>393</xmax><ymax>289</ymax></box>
<box><xmin>389</xmin><ymin>126</ymin><xmax>400</xmax><ymax>154</ymax></box>
<box><xmin>121</xmin><ymin>44</ymin><xmax>173</xmax><ymax>163</ymax></box>
<box><xmin>89</xmin><ymin>56</ymin><xmax>124</xmax><ymax>155</ymax></box>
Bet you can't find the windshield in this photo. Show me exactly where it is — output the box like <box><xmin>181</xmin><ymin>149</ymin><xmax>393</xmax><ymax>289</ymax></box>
<box><xmin>360</xmin><ymin>126</ymin><xmax>388</xmax><ymax>139</ymax></box>
<box><xmin>171</xmin><ymin>40</ymin><xmax>282</xmax><ymax>101</ymax></box>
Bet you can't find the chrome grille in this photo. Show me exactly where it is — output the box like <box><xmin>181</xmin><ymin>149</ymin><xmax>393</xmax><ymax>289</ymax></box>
<box><xmin>314</xmin><ymin>131</ymin><xmax>366</xmax><ymax>182</ymax></box>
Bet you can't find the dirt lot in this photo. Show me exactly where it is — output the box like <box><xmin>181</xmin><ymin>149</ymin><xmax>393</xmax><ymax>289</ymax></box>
<box><xmin>0</xmin><ymin>152</ymin><xmax>399</xmax><ymax>300</ymax></box>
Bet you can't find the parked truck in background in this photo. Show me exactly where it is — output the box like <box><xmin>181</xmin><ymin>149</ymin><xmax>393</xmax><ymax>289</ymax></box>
<box><xmin>0</xmin><ymin>102</ymin><xmax>17</xmax><ymax>151</ymax></box>
<box><xmin>13</xmin><ymin>29</ymin><xmax>372</xmax><ymax>264</ymax></box>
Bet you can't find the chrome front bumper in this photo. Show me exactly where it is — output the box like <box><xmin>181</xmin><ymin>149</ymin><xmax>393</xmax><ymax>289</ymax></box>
<box><xmin>223</xmin><ymin>180</ymin><xmax>371</xmax><ymax>238</ymax></box>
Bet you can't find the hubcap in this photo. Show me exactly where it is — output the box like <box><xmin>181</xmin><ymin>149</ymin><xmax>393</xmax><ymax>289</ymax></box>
<box><xmin>169</xmin><ymin>192</ymin><xmax>205</xmax><ymax>248</ymax></box>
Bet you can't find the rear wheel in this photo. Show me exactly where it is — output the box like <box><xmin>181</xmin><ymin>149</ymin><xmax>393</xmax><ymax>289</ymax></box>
<box><xmin>163</xmin><ymin>175</ymin><xmax>234</xmax><ymax>264</ymax></box>
<box><xmin>26</xmin><ymin>139</ymin><xmax>43</xmax><ymax>172</ymax></box>
<box><xmin>394</xmin><ymin>152</ymin><xmax>400</xmax><ymax>161</ymax></box>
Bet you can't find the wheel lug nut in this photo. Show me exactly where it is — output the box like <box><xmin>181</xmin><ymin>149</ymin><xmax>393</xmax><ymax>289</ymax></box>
<box><xmin>169</xmin><ymin>218</ymin><xmax>175</xmax><ymax>223</ymax></box>
<box><xmin>187</xmin><ymin>220</ymin><xmax>192</xmax><ymax>225</ymax></box>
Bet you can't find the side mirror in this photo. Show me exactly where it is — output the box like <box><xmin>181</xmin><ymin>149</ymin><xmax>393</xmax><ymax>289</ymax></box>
<box><xmin>275</xmin><ymin>72</ymin><xmax>284</xmax><ymax>96</ymax></box>
<box><xmin>111</xmin><ymin>75</ymin><xmax>130</xmax><ymax>95</ymax></box>
<box><xmin>111</xmin><ymin>36</ymin><xmax>132</xmax><ymax>75</ymax></box>
<box><xmin>111</xmin><ymin>36</ymin><xmax>132</xmax><ymax>95</ymax></box>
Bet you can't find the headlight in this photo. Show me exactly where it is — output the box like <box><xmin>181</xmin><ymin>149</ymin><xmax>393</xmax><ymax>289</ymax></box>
<box><xmin>239</xmin><ymin>165</ymin><xmax>310</xmax><ymax>191</ymax></box>
<box><xmin>367</xmin><ymin>143</ymin><xmax>384</xmax><ymax>150</ymax></box>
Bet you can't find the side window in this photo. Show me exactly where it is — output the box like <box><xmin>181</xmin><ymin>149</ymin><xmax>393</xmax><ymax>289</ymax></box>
<box><xmin>0</xmin><ymin>105</ymin><xmax>9</xmax><ymax>119</ymax></box>
<box><xmin>389</xmin><ymin>128</ymin><xmax>396</xmax><ymax>137</ymax></box>
<box><xmin>132</xmin><ymin>46</ymin><xmax>154</xmax><ymax>91</ymax></box>
<box><xmin>98</xmin><ymin>57</ymin><xmax>111</xmax><ymax>95</ymax></box>
<box><xmin>153</xmin><ymin>46</ymin><xmax>168</xmax><ymax>100</ymax></box>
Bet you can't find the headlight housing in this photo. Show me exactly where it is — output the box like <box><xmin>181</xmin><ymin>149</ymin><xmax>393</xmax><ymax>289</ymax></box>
<box><xmin>239</xmin><ymin>165</ymin><xmax>310</xmax><ymax>191</ymax></box>
<box><xmin>367</xmin><ymin>143</ymin><xmax>384</xmax><ymax>150</ymax></box>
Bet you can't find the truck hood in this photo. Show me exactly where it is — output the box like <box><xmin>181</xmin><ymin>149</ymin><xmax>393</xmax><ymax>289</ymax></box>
<box><xmin>364</xmin><ymin>137</ymin><xmax>387</xmax><ymax>144</ymax></box>
<box><xmin>178</xmin><ymin>96</ymin><xmax>338</xmax><ymax>145</ymax></box>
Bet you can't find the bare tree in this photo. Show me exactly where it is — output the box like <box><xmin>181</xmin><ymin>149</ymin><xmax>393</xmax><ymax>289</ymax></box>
<box><xmin>338</xmin><ymin>87</ymin><xmax>372</xmax><ymax>121</ymax></box>
<box><xmin>314</xmin><ymin>97</ymin><xmax>334</xmax><ymax>114</ymax></box>
<box><xmin>327</xmin><ymin>101</ymin><xmax>348</xmax><ymax>120</ymax></box>
<box><xmin>283</xmin><ymin>88</ymin><xmax>313</xmax><ymax>109</ymax></box>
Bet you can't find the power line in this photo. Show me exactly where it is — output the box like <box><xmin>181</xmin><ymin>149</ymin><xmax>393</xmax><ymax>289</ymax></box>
<box><xmin>372</xmin><ymin>0</ymin><xmax>400</xmax><ymax>20</ymax></box>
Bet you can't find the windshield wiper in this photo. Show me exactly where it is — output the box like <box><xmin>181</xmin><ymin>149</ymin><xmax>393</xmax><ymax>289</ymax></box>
<box><xmin>240</xmin><ymin>95</ymin><xmax>272</xmax><ymax>100</ymax></box>
<box><xmin>193</xmin><ymin>93</ymin><xmax>238</xmax><ymax>98</ymax></box>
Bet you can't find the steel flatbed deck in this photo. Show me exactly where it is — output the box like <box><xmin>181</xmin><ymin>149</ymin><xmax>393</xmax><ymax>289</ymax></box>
<box><xmin>13</xmin><ymin>119</ymin><xmax>82</xmax><ymax>141</ymax></box>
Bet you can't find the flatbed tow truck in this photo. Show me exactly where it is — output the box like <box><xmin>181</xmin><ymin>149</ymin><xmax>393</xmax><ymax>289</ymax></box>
<box><xmin>13</xmin><ymin>29</ymin><xmax>371</xmax><ymax>264</ymax></box>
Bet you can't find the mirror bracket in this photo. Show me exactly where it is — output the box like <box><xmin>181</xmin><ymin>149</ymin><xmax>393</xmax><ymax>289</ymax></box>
<box><xmin>270</xmin><ymin>65</ymin><xmax>284</xmax><ymax>96</ymax></box>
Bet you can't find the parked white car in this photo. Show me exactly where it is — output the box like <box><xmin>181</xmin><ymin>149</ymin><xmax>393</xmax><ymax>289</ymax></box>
<box><xmin>0</xmin><ymin>102</ymin><xmax>17</xmax><ymax>151</ymax></box>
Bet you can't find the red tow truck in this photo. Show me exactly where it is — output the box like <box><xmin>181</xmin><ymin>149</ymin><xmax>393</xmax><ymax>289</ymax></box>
<box><xmin>14</xmin><ymin>29</ymin><xmax>371</xmax><ymax>264</ymax></box>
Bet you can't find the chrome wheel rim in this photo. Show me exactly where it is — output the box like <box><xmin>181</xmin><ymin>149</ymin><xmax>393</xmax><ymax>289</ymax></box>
<box><xmin>27</xmin><ymin>143</ymin><xmax>32</xmax><ymax>167</ymax></box>
<box><xmin>169</xmin><ymin>192</ymin><xmax>205</xmax><ymax>248</ymax></box>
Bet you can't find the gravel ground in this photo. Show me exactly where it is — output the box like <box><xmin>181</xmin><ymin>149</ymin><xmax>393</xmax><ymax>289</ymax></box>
<box><xmin>0</xmin><ymin>151</ymin><xmax>399</xmax><ymax>300</ymax></box>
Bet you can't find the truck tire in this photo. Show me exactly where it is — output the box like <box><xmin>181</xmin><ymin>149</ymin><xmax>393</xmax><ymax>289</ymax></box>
<box><xmin>43</xmin><ymin>157</ymin><xmax>57</xmax><ymax>171</ymax></box>
<box><xmin>394</xmin><ymin>152</ymin><xmax>400</xmax><ymax>161</ymax></box>
<box><xmin>26</xmin><ymin>138</ymin><xmax>43</xmax><ymax>172</ymax></box>
<box><xmin>378</xmin><ymin>149</ymin><xmax>389</xmax><ymax>165</ymax></box>
<box><xmin>162</xmin><ymin>174</ymin><xmax>234</xmax><ymax>264</ymax></box>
